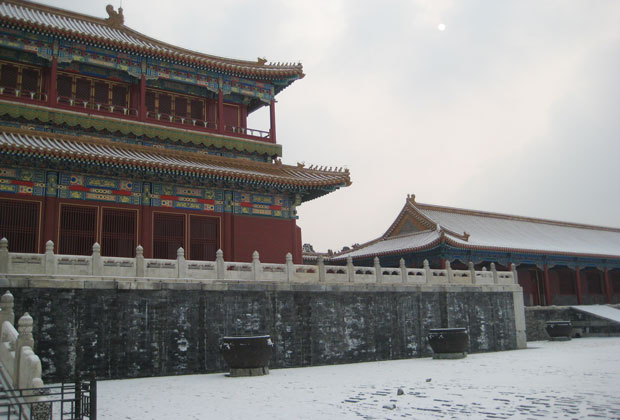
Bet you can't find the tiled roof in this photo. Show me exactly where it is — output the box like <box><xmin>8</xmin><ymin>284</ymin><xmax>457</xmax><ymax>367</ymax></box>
<box><xmin>0</xmin><ymin>127</ymin><xmax>351</xmax><ymax>196</ymax></box>
<box><xmin>336</xmin><ymin>197</ymin><xmax>620</xmax><ymax>260</ymax></box>
<box><xmin>0</xmin><ymin>0</ymin><xmax>304</xmax><ymax>80</ymax></box>
<box><xmin>332</xmin><ymin>230</ymin><xmax>442</xmax><ymax>260</ymax></box>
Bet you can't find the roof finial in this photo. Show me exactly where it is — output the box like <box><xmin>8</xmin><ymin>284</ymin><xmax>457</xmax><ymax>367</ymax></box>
<box><xmin>105</xmin><ymin>4</ymin><xmax>124</xmax><ymax>27</ymax></box>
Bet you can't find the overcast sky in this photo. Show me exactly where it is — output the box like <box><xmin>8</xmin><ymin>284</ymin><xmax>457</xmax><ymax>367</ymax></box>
<box><xmin>38</xmin><ymin>0</ymin><xmax>620</xmax><ymax>252</ymax></box>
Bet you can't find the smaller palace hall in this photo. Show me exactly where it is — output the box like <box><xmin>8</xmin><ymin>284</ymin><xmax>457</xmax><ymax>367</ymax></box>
<box><xmin>333</xmin><ymin>195</ymin><xmax>620</xmax><ymax>306</ymax></box>
<box><xmin>0</xmin><ymin>0</ymin><xmax>350</xmax><ymax>263</ymax></box>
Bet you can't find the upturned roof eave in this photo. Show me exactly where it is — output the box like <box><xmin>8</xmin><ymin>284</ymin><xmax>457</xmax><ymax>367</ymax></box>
<box><xmin>0</xmin><ymin>0</ymin><xmax>304</xmax><ymax>82</ymax></box>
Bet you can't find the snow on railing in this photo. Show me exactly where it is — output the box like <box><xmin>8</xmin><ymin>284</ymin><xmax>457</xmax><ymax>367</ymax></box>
<box><xmin>0</xmin><ymin>291</ymin><xmax>45</xmax><ymax>390</ymax></box>
<box><xmin>0</xmin><ymin>238</ymin><xmax>518</xmax><ymax>286</ymax></box>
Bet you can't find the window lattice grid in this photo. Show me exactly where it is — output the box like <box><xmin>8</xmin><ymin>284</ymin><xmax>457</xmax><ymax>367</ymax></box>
<box><xmin>21</xmin><ymin>68</ymin><xmax>40</xmax><ymax>93</ymax></box>
<box><xmin>57</xmin><ymin>75</ymin><xmax>73</xmax><ymax>98</ymax></box>
<box><xmin>94</xmin><ymin>81</ymin><xmax>108</xmax><ymax>104</ymax></box>
<box><xmin>145</xmin><ymin>91</ymin><xmax>156</xmax><ymax>112</ymax></box>
<box><xmin>153</xmin><ymin>213</ymin><xmax>185</xmax><ymax>260</ymax></box>
<box><xmin>189</xmin><ymin>216</ymin><xmax>218</xmax><ymax>261</ymax></box>
<box><xmin>0</xmin><ymin>199</ymin><xmax>39</xmax><ymax>253</ymax></box>
<box><xmin>59</xmin><ymin>205</ymin><xmax>97</xmax><ymax>256</ymax></box>
<box><xmin>174</xmin><ymin>97</ymin><xmax>187</xmax><ymax>118</ymax></box>
<box><xmin>76</xmin><ymin>78</ymin><xmax>91</xmax><ymax>101</ymax></box>
<box><xmin>101</xmin><ymin>209</ymin><xmax>136</xmax><ymax>258</ymax></box>
<box><xmin>111</xmin><ymin>85</ymin><xmax>127</xmax><ymax>107</ymax></box>
<box><xmin>158</xmin><ymin>94</ymin><xmax>171</xmax><ymax>115</ymax></box>
<box><xmin>190</xmin><ymin>99</ymin><xmax>204</xmax><ymax>120</ymax></box>
<box><xmin>0</xmin><ymin>64</ymin><xmax>18</xmax><ymax>88</ymax></box>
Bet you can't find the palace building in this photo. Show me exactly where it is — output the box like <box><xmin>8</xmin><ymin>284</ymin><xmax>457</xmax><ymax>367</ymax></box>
<box><xmin>333</xmin><ymin>195</ymin><xmax>620</xmax><ymax>306</ymax></box>
<box><xmin>0</xmin><ymin>0</ymin><xmax>350</xmax><ymax>263</ymax></box>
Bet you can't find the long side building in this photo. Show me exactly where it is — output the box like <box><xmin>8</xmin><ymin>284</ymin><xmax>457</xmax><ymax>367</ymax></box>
<box><xmin>333</xmin><ymin>195</ymin><xmax>620</xmax><ymax>306</ymax></box>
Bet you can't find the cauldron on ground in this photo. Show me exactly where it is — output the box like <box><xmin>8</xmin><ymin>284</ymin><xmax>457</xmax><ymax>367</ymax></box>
<box><xmin>427</xmin><ymin>328</ymin><xmax>469</xmax><ymax>359</ymax></box>
<box><xmin>545</xmin><ymin>321</ymin><xmax>572</xmax><ymax>341</ymax></box>
<box><xmin>220</xmin><ymin>335</ymin><xmax>273</xmax><ymax>376</ymax></box>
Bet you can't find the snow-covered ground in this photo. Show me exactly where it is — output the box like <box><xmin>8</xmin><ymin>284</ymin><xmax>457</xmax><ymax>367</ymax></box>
<box><xmin>99</xmin><ymin>337</ymin><xmax>620</xmax><ymax>419</ymax></box>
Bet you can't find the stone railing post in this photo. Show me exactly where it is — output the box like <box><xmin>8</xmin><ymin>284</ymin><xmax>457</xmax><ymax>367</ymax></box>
<box><xmin>0</xmin><ymin>291</ymin><xmax>14</xmax><ymax>326</ymax></box>
<box><xmin>400</xmin><ymin>258</ymin><xmax>407</xmax><ymax>283</ymax></box>
<box><xmin>136</xmin><ymin>245</ymin><xmax>144</xmax><ymax>277</ymax></box>
<box><xmin>15</xmin><ymin>312</ymin><xmax>34</xmax><ymax>388</ymax></box>
<box><xmin>216</xmin><ymin>249</ymin><xmax>225</xmax><ymax>279</ymax></box>
<box><xmin>423</xmin><ymin>259</ymin><xmax>431</xmax><ymax>283</ymax></box>
<box><xmin>468</xmin><ymin>261</ymin><xmax>476</xmax><ymax>284</ymax></box>
<box><xmin>374</xmin><ymin>257</ymin><xmax>382</xmax><ymax>283</ymax></box>
<box><xmin>91</xmin><ymin>243</ymin><xmax>102</xmax><ymax>276</ymax></box>
<box><xmin>177</xmin><ymin>248</ymin><xmax>186</xmax><ymax>278</ymax></box>
<box><xmin>0</xmin><ymin>238</ymin><xmax>8</xmax><ymax>274</ymax></box>
<box><xmin>317</xmin><ymin>255</ymin><xmax>326</xmax><ymax>282</ymax></box>
<box><xmin>44</xmin><ymin>240</ymin><xmax>56</xmax><ymax>275</ymax></box>
<box><xmin>252</xmin><ymin>251</ymin><xmax>261</xmax><ymax>281</ymax></box>
<box><xmin>346</xmin><ymin>256</ymin><xmax>355</xmax><ymax>283</ymax></box>
<box><xmin>491</xmin><ymin>263</ymin><xmax>498</xmax><ymax>284</ymax></box>
<box><xmin>511</xmin><ymin>263</ymin><xmax>519</xmax><ymax>284</ymax></box>
<box><xmin>286</xmin><ymin>253</ymin><xmax>294</xmax><ymax>282</ymax></box>
<box><xmin>446</xmin><ymin>260</ymin><xmax>453</xmax><ymax>283</ymax></box>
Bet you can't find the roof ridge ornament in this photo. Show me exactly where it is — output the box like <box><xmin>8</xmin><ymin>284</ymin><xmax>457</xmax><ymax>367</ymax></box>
<box><xmin>105</xmin><ymin>4</ymin><xmax>124</xmax><ymax>27</ymax></box>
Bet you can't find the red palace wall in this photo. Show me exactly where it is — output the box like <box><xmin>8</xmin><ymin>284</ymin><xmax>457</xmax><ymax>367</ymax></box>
<box><xmin>229</xmin><ymin>215</ymin><xmax>301</xmax><ymax>264</ymax></box>
<box><xmin>0</xmin><ymin>194</ymin><xmax>302</xmax><ymax>264</ymax></box>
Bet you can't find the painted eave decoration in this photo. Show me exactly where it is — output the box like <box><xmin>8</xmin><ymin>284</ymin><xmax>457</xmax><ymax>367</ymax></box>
<box><xmin>0</xmin><ymin>0</ymin><xmax>304</xmax><ymax>86</ymax></box>
<box><xmin>0</xmin><ymin>126</ymin><xmax>351</xmax><ymax>201</ymax></box>
<box><xmin>333</xmin><ymin>194</ymin><xmax>620</xmax><ymax>261</ymax></box>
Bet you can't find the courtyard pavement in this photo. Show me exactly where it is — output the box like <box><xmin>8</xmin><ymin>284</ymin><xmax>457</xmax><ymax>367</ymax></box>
<box><xmin>98</xmin><ymin>337</ymin><xmax>620</xmax><ymax>419</ymax></box>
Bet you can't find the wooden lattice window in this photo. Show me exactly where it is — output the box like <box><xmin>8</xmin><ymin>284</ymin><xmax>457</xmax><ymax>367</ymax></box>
<box><xmin>190</xmin><ymin>99</ymin><xmax>204</xmax><ymax>120</ymax></box>
<box><xmin>145</xmin><ymin>91</ymin><xmax>156</xmax><ymax>112</ymax></box>
<box><xmin>94</xmin><ymin>81</ymin><xmax>108</xmax><ymax>104</ymax></box>
<box><xmin>21</xmin><ymin>68</ymin><xmax>39</xmax><ymax>93</ymax></box>
<box><xmin>57</xmin><ymin>75</ymin><xmax>72</xmax><ymax>98</ymax></box>
<box><xmin>0</xmin><ymin>199</ymin><xmax>39</xmax><ymax>253</ymax></box>
<box><xmin>158</xmin><ymin>94</ymin><xmax>171</xmax><ymax>115</ymax></box>
<box><xmin>586</xmin><ymin>272</ymin><xmax>603</xmax><ymax>294</ymax></box>
<box><xmin>613</xmin><ymin>276</ymin><xmax>620</xmax><ymax>294</ymax></box>
<box><xmin>101</xmin><ymin>208</ymin><xmax>136</xmax><ymax>257</ymax></box>
<box><xmin>174</xmin><ymin>97</ymin><xmax>187</xmax><ymax>118</ymax></box>
<box><xmin>189</xmin><ymin>216</ymin><xmax>218</xmax><ymax>261</ymax></box>
<box><xmin>59</xmin><ymin>205</ymin><xmax>97</xmax><ymax>256</ymax></box>
<box><xmin>76</xmin><ymin>78</ymin><xmax>91</xmax><ymax>101</ymax></box>
<box><xmin>0</xmin><ymin>64</ymin><xmax>18</xmax><ymax>88</ymax></box>
<box><xmin>111</xmin><ymin>85</ymin><xmax>127</xmax><ymax>107</ymax></box>
<box><xmin>558</xmin><ymin>275</ymin><xmax>576</xmax><ymax>295</ymax></box>
<box><xmin>153</xmin><ymin>213</ymin><xmax>184</xmax><ymax>259</ymax></box>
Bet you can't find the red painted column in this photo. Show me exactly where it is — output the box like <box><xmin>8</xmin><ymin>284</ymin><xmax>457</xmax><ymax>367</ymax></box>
<box><xmin>269</xmin><ymin>99</ymin><xmax>277</xmax><ymax>144</ymax></box>
<box><xmin>139</xmin><ymin>74</ymin><xmax>146</xmax><ymax>121</ymax></box>
<box><xmin>604</xmin><ymin>267</ymin><xmax>612</xmax><ymax>304</ymax></box>
<box><xmin>575</xmin><ymin>266</ymin><xmax>583</xmax><ymax>305</ymax></box>
<box><xmin>543</xmin><ymin>264</ymin><xmax>552</xmax><ymax>306</ymax></box>
<box><xmin>222</xmin><ymin>213</ymin><xmax>234</xmax><ymax>261</ymax></box>
<box><xmin>218</xmin><ymin>90</ymin><xmax>224</xmax><ymax>134</ymax></box>
<box><xmin>48</xmin><ymin>56</ymin><xmax>57</xmax><ymax>107</ymax></box>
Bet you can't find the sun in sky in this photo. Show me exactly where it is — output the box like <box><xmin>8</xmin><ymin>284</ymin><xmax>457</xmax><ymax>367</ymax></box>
<box><xmin>438</xmin><ymin>23</ymin><xmax>446</xmax><ymax>31</ymax></box>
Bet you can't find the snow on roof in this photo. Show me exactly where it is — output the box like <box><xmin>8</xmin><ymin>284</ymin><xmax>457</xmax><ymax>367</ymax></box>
<box><xmin>333</xmin><ymin>230</ymin><xmax>441</xmax><ymax>260</ymax></box>
<box><xmin>571</xmin><ymin>305</ymin><xmax>620</xmax><ymax>324</ymax></box>
<box><xmin>337</xmin><ymin>197</ymin><xmax>620</xmax><ymax>260</ymax></box>
<box><xmin>420</xmin><ymin>204</ymin><xmax>620</xmax><ymax>257</ymax></box>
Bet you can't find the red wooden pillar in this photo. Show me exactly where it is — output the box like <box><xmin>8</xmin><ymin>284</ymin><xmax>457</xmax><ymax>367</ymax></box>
<box><xmin>269</xmin><ymin>99</ymin><xmax>276</xmax><ymax>144</ymax></box>
<box><xmin>139</xmin><ymin>74</ymin><xmax>146</xmax><ymax>121</ymax></box>
<box><xmin>42</xmin><ymin>197</ymin><xmax>58</xmax><ymax>253</ymax></box>
<box><xmin>543</xmin><ymin>264</ymin><xmax>552</xmax><ymax>306</ymax></box>
<box><xmin>223</xmin><ymin>213</ymin><xmax>233</xmax><ymax>261</ymax></box>
<box><xmin>440</xmin><ymin>258</ymin><xmax>446</xmax><ymax>269</ymax></box>
<box><xmin>575</xmin><ymin>266</ymin><xmax>583</xmax><ymax>305</ymax></box>
<box><xmin>604</xmin><ymin>267</ymin><xmax>612</xmax><ymax>304</ymax></box>
<box><xmin>218</xmin><ymin>90</ymin><xmax>224</xmax><ymax>134</ymax></box>
<box><xmin>48</xmin><ymin>56</ymin><xmax>57</xmax><ymax>107</ymax></box>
